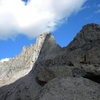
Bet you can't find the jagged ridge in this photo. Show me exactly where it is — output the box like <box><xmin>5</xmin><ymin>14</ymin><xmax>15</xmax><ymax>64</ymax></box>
<box><xmin>0</xmin><ymin>24</ymin><xmax>100</xmax><ymax>100</ymax></box>
<box><xmin>0</xmin><ymin>32</ymin><xmax>57</xmax><ymax>86</ymax></box>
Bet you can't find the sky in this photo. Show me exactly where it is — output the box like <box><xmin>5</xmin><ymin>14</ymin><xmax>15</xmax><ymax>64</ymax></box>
<box><xmin>0</xmin><ymin>0</ymin><xmax>100</xmax><ymax>61</ymax></box>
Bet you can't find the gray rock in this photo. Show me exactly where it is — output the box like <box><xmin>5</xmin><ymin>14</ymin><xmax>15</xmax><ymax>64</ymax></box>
<box><xmin>0</xmin><ymin>32</ymin><xmax>61</xmax><ymax>100</ymax></box>
<box><xmin>36</xmin><ymin>70</ymin><xmax>55</xmax><ymax>86</ymax></box>
<box><xmin>0</xmin><ymin>33</ymin><xmax>53</xmax><ymax>86</ymax></box>
<box><xmin>0</xmin><ymin>24</ymin><xmax>100</xmax><ymax>100</ymax></box>
<box><xmin>35</xmin><ymin>77</ymin><xmax>100</xmax><ymax>100</ymax></box>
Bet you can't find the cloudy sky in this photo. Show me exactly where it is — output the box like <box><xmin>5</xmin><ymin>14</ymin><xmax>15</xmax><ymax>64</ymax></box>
<box><xmin>0</xmin><ymin>0</ymin><xmax>100</xmax><ymax>61</ymax></box>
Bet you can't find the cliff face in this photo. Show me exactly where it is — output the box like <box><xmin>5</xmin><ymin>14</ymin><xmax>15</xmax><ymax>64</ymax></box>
<box><xmin>0</xmin><ymin>24</ymin><xmax>100</xmax><ymax>100</ymax></box>
<box><xmin>0</xmin><ymin>33</ymin><xmax>54</xmax><ymax>86</ymax></box>
<box><xmin>0</xmin><ymin>45</ymin><xmax>34</xmax><ymax>86</ymax></box>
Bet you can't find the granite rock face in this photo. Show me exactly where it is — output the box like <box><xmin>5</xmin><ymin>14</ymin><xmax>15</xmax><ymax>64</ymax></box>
<box><xmin>0</xmin><ymin>24</ymin><xmax>100</xmax><ymax>100</ymax></box>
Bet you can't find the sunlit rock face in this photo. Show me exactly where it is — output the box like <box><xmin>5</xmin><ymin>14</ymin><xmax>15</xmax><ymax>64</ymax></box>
<box><xmin>0</xmin><ymin>24</ymin><xmax>100</xmax><ymax>100</ymax></box>
<box><xmin>0</xmin><ymin>33</ymin><xmax>51</xmax><ymax>86</ymax></box>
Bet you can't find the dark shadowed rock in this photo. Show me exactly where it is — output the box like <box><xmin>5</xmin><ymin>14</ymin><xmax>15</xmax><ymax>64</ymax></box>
<box><xmin>36</xmin><ymin>70</ymin><xmax>55</xmax><ymax>86</ymax></box>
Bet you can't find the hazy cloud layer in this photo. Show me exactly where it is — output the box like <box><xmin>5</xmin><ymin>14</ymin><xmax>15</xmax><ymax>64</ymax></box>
<box><xmin>0</xmin><ymin>0</ymin><xmax>86</xmax><ymax>39</ymax></box>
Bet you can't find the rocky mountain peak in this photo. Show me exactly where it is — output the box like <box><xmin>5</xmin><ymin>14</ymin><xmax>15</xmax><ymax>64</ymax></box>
<box><xmin>77</xmin><ymin>23</ymin><xmax>100</xmax><ymax>41</ymax></box>
<box><xmin>67</xmin><ymin>23</ymin><xmax>100</xmax><ymax>50</ymax></box>
<box><xmin>82</xmin><ymin>23</ymin><xmax>100</xmax><ymax>31</ymax></box>
<box><xmin>0</xmin><ymin>32</ymin><xmax>55</xmax><ymax>86</ymax></box>
<box><xmin>36</xmin><ymin>32</ymin><xmax>56</xmax><ymax>46</ymax></box>
<box><xmin>35</xmin><ymin>32</ymin><xmax>61</xmax><ymax>60</ymax></box>
<box><xmin>0</xmin><ymin>24</ymin><xmax>100</xmax><ymax>100</ymax></box>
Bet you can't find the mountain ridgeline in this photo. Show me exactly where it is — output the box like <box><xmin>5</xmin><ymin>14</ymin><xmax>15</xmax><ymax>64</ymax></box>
<box><xmin>0</xmin><ymin>24</ymin><xmax>100</xmax><ymax>100</ymax></box>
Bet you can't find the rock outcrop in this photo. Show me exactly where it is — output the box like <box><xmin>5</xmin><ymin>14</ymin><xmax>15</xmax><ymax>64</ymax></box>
<box><xmin>35</xmin><ymin>77</ymin><xmax>100</xmax><ymax>100</ymax></box>
<box><xmin>0</xmin><ymin>24</ymin><xmax>100</xmax><ymax>100</ymax></box>
<box><xmin>0</xmin><ymin>33</ymin><xmax>58</xmax><ymax>86</ymax></box>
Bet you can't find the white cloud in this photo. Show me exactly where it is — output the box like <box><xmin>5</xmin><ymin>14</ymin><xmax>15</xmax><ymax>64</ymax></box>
<box><xmin>0</xmin><ymin>58</ymin><xmax>10</xmax><ymax>63</ymax></box>
<box><xmin>0</xmin><ymin>0</ymin><xmax>87</xmax><ymax>39</ymax></box>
